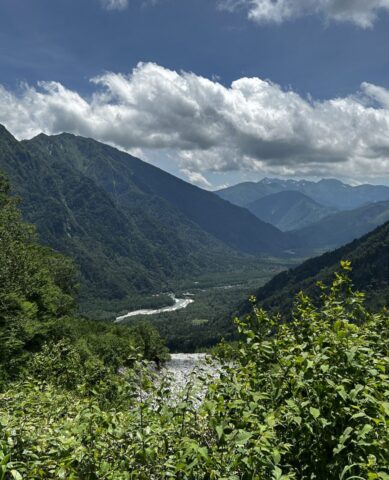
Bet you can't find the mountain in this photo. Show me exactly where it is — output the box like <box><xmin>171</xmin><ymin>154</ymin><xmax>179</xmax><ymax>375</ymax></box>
<box><xmin>217</xmin><ymin>177</ymin><xmax>389</xmax><ymax>211</ymax></box>
<box><xmin>246</xmin><ymin>190</ymin><xmax>336</xmax><ymax>231</ymax></box>
<box><xmin>216</xmin><ymin>180</ymin><xmax>282</xmax><ymax>207</ymax></box>
<box><xmin>0</xmin><ymin>126</ymin><xmax>298</xmax><ymax>315</ymax></box>
<box><xmin>293</xmin><ymin>200</ymin><xmax>389</xmax><ymax>249</ymax></box>
<box><xmin>241</xmin><ymin>220</ymin><xmax>389</xmax><ymax>317</ymax></box>
<box><xmin>25</xmin><ymin>133</ymin><xmax>297</xmax><ymax>256</ymax></box>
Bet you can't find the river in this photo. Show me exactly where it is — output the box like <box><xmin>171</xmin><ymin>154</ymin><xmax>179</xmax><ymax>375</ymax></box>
<box><xmin>161</xmin><ymin>353</ymin><xmax>217</xmax><ymax>400</ymax></box>
<box><xmin>115</xmin><ymin>295</ymin><xmax>194</xmax><ymax>323</ymax></box>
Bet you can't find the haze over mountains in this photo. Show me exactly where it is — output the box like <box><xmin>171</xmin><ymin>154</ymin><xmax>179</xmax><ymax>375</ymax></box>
<box><xmin>245</xmin><ymin>190</ymin><xmax>336</xmax><ymax>231</ymax></box>
<box><xmin>217</xmin><ymin>177</ymin><xmax>389</xmax><ymax>249</ymax></box>
<box><xmin>217</xmin><ymin>178</ymin><xmax>389</xmax><ymax>210</ymax></box>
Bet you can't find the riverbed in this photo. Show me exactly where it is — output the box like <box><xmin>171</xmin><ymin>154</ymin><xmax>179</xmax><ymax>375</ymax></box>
<box><xmin>115</xmin><ymin>295</ymin><xmax>194</xmax><ymax>323</ymax></box>
<box><xmin>160</xmin><ymin>353</ymin><xmax>218</xmax><ymax>400</ymax></box>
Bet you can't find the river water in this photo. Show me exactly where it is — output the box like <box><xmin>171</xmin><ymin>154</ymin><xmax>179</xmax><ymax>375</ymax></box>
<box><xmin>160</xmin><ymin>353</ymin><xmax>218</xmax><ymax>399</ymax></box>
<box><xmin>115</xmin><ymin>295</ymin><xmax>194</xmax><ymax>323</ymax></box>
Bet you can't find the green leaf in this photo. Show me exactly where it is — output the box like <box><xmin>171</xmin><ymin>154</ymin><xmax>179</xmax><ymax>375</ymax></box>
<box><xmin>309</xmin><ymin>407</ymin><xmax>320</xmax><ymax>420</ymax></box>
<box><xmin>234</xmin><ymin>430</ymin><xmax>253</xmax><ymax>446</ymax></box>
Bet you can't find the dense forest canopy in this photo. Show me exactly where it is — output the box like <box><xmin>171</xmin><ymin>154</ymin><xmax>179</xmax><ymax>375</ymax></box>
<box><xmin>0</xmin><ymin>170</ymin><xmax>169</xmax><ymax>384</ymax></box>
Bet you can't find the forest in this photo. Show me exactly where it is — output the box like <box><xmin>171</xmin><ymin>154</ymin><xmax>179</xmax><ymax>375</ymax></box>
<box><xmin>0</xmin><ymin>170</ymin><xmax>388</xmax><ymax>479</ymax></box>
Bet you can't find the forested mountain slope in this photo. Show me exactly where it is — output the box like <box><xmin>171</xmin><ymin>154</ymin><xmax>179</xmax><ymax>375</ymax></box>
<box><xmin>293</xmin><ymin>200</ymin><xmax>389</xmax><ymax>248</ymax></box>
<box><xmin>246</xmin><ymin>190</ymin><xmax>336</xmax><ymax>231</ymax></box>
<box><xmin>26</xmin><ymin>132</ymin><xmax>297</xmax><ymax>255</ymax></box>
<box><xmin>0</xmin><ymin>126</ymin><xmax>298</xmax><ymax>315</ymax></box>
<box><xmin>241</xmin><ymin>220</ymin><xmax>389</xmax><ymax>316</ymax></box>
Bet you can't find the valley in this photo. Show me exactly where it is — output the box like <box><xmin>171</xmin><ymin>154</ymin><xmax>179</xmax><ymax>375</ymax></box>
<box><xmin>116</xmin><ymin>257</ymin><xmax>299</xmax><ymax>351</ymax></box>
<box><xmin>1</xmin><ymin>124</ymin><xmax>389</xmax><ymax>352</ymax></box>
<box><xmin>2</xmin><ymin>4</ymin><xmax>389</xmax><ymax>478</ymax></box>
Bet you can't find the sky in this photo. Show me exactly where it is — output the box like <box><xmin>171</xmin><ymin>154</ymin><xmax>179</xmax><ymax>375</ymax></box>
<box><xmin>1</xmin><ymin>0</ymin><xmax>389</xmax><ymax>188</ymax></box>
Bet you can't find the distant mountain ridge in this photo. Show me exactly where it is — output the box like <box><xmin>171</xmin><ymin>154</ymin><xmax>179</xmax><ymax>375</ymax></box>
<box><xmin>293</xmin><ymin>200</ymin><xmax>389</xmax><ymax>249</ymax></box>
<box><xmin>246</xmin><ymin>190</ymin><xmax>336</xmax><ymax>231</ymax></box>
<box><xmin>217</xmin><ymin>177</ymin><xmax>389</xmax><ymax>211</ymax></box>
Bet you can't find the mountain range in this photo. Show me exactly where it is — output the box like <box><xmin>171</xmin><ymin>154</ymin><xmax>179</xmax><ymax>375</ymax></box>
<box><xmin>217</xmin><ymin>177</ymin><xmax>389</xmax><ymax>249</ymax></box>
<box><xmin>294</xmin><ymin>200</ymin><xmax>389</xmax><ymax>249</ymax></box>
<box><xmin>245</xmin><ymin>190</ymin><xmax>336</xmax><ymax>231</ymax></box>
<box><xmin>217</xmin><ymin>177</ymin><xmax>389</xmax><ymax>210</ymax></box>
<box><xmin>2</xmin><ymin>123</ymin><xmax>389</xmax><ymax>321</ymax></box>
<box><xmin>0</xmin><ymin>125</ymin><xmax>298</xmax><ymax>315</ymax></box>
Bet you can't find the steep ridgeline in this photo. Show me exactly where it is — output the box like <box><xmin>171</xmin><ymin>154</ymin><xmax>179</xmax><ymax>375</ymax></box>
<box><xmin>25</xmin><ymin>133</ymin><xmax>297</xmax><ymax>256</ymax></box>
<box><xmin>0</xmin><ymin>126</ymin><xmax>298</xmax><ymax>313</ymax></box>
<box><xmin>240</xmin><ymin>220</ymin><xmax>389</xmax><ymax>317</ymax></box>
<box><xmin>246</xmin><ymin>190</ymin><xmax>336</xmax><ymax>231</ymax></box>
<box><xmin>293</xmin><ymin>200</ymin><xmax>389</xmax><ymax>249</ymax></box>
<box><xmin>217</xmin><ymin>177</ymin><xmax>389</xmax><ymax>211</ymax></box>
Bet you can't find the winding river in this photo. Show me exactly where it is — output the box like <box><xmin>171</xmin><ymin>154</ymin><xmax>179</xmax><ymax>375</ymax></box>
<box><xmin>115</xmin><ymin>295</ymin><xmax>194</xmax><ymax>323</ymax></box>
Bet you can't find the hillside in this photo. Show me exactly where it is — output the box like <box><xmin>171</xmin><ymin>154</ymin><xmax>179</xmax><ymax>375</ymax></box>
<box><xmin>242</xmin><ymin>220</ymin><xmax>389</xmax><ymax>316</ymax></box>
<box><xmin>26</xmin><ymin>133</ymin><xmax>297</xmax><ymax>256</ymax></box>
<box><xmin>2</xmin><ymin>161</ymin><xmax>388</xmax><ymax>477</ymax></box>
<box><xmin>217</xmin><ymin>177</ymin><xmax>389</xmax><ymax>211</ymax></box>
<box><xmin>246</xmin><ymin>190</ymin><xmax>336</xmax><ymax>231</ymax></box>
<box><xmin>0</xmin><ymin>126</ymin><xmax>298</xmax><ymax>315</ymax></box>
<box><xmin>293</xmin><ymin>200</ymin><xmax>389</xmax><ymax>248</ymax></box>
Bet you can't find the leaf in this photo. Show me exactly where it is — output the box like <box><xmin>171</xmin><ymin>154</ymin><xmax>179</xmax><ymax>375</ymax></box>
<box><xmin>11</xmin><ymin>471</ymin><xmax>23</xmax><ymax>480</ymax></box>
<box><xmin>381</xmin><ymin>402</ymin><xmax>389</xmax><ymax>416</ymax></box>
<box><xmin>234</xmin><ymin>430</ymin><xmax>253</xmax><ymax>446</ymax></box>
<box><xmin>309</xmin><ymin>407</ymin><xmax>320</xmax><ymax>420</ymax></box>
<box><xmin>358</xmin><ymin>424</ymin><xmax>373</xmax><ymax>438</ymax></box>
<box><xmin>215</xmin><ymin>425</ymin><xmax>224</xmax><ymax>441</ymax></box>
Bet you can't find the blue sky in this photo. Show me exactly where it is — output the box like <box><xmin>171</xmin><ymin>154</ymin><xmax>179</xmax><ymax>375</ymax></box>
<box><xmin>1</xmin><ymin>0</ymin><xmax>389</xmax><ymax>187</ymax></box>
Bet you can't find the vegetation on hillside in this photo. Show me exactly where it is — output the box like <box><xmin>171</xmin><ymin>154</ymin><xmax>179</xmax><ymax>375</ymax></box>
<box><xmin>0</xmin><ymin>125</ymin><xmax>298</xmax><ymax>316</ymax></box>
<box><xmin>293</xmin><ymin>200</ymin><xmax>389</xmax><ymax>249</ymax></box>
<box><xmin>0</xmin><ymin>170</ymin><xmax>169</xmax><ymax>386</ymax></box>
<box><xmin>242</xmin><ymin>220</ymin><xmax>389</xmax><ymax>318</ymax></box>
<box><xmin>1</xmin><ymin>167</ymin><xmax>388</xmax><ymax>478</ymax></box>
<box><xmin>1</xmin><ymin>261</ymin><xmax>388</xmax><ymax>478</ymax></box>
<box><xmin>246</xmin><ymin>190</ymin><xmax>336</xmax><ymax>231</ymax></box>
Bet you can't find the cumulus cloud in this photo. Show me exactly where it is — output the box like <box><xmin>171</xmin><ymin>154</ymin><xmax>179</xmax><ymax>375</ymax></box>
<box><xmin>1</xmin><ymin>63</ymin><xmax>389</xmax><ymax>183</ymax></box>
<box><xmin>100</xmin><ymin>0</ymin><xmax>129</xmax><ymax>11</ymax></box>
<box><xmin>220</xmin><ymin>0</ymin><xmax>389</xmax><ymax>28</ymax></box>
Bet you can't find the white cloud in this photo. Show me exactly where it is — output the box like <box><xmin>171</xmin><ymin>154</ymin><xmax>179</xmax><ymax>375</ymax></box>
<box><xmin>100</xmin><ymin>0</ymin><xmax>129</xmax><ymax>11</ymax></box>
<box><xmin>220</xmin><ymin>0</ymin><xmax>389</xmax><ymax>28</ymax></box>
<box><xmin>181</xmin><ymin>168</ymin><xmax>212</xmax><ymax>189</ymax></box>
<box><xmin>2</xmin><ymin>63</ymin><xmax>389</xmax><ymax>184</ymax></box>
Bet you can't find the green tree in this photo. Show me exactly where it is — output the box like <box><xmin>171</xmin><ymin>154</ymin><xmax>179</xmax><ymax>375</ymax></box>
<box><xmin>0</xmin><ymin>171</ymin><xmax>76</xmax><ymax>377</ymax></box>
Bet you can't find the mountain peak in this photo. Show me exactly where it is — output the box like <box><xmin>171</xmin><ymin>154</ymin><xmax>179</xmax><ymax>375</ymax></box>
<box><xmin>0</xmin><ymin>124</ymin><xmax>16</xmax><ymax>139</ymax></box>
<box><xmin>0</xmin><ymin>125</ymin><xmax>20</xmax><ymax>148</ymax></box>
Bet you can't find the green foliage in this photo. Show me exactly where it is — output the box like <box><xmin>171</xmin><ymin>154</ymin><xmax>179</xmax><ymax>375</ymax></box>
<box><xmin>206</xmin><ymin>263</ymin><xmax>388</xmax><ymax>478</ymax></box>
<box><xmin>247</xmin><ymin>219</ymin><xmax>389</xmax><ymax>317</ymax></box>
<box><xmin>0</xmin><ymin>170</ymin><xmax>169</xmax><ymax>384</ymax></box>
<box><xmin>0</xmin><ymin>172</ymin><xmax>76</xmax><ymax>377</ymax></box>
<box><xmin>1</xmin><ymin>265</ymin><xmax>387</xmax><ymax>478</ymax></box>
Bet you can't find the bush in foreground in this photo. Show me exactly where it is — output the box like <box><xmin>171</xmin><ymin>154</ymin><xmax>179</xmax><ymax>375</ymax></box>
<box><xmin>1</xmin><ymin>263</ymin><xmax>388</xmax><ymax>479</ymax></box>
